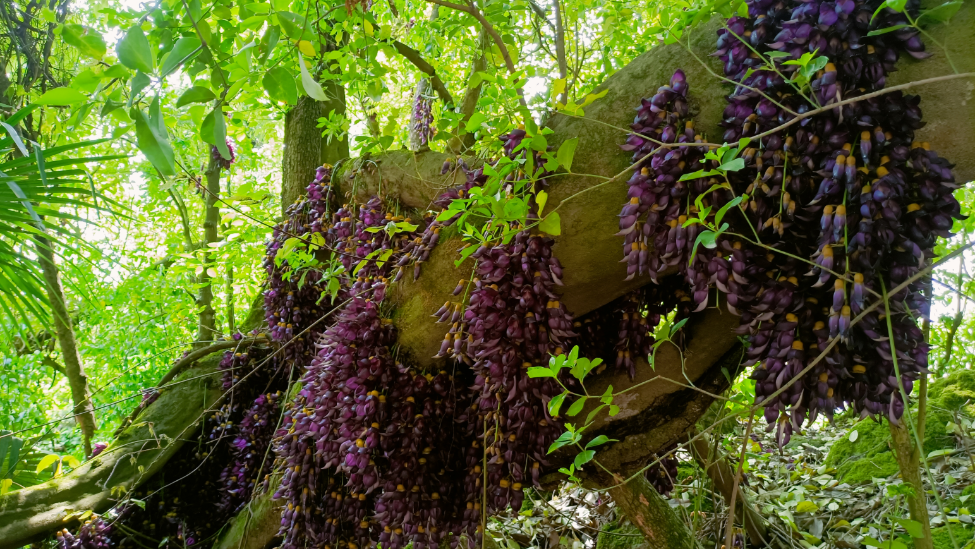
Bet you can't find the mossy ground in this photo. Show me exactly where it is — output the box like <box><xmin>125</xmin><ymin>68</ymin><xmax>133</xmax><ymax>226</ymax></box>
<box><xmin>825</xmin><ymin>370</ymin><xmax>975</xmax><ymax>482</ymax></box>
<box><xmin>595</xmin><ymin>523</ymin><xmax>646</xmax><ymax>549</ymax></box>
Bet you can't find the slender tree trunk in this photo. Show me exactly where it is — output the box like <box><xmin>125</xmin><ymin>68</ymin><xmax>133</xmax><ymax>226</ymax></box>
<box><xmin>449</xmin><ymin>27</ymin><xmax>488</xmax><ymax>153</ymax></box>
<box><xmin>551</xmin><ymin>0</ymin><xmax>568</xmax><ymax>105</ymax></box>
<box><xmin>195</xmin><ymin>156</ymin><xmax>222</xmax><ymax>348</ymax></box>
<box><xmin>890</xmin><ymin>420</ymin><xmax>933</xmax><ymax>549</ymax></box>
<box><xmin>282</xmin><ymin>88</ymin><xmax>349</xmax><ymax>212</ymax></box>
<box><xmin>687</xmin><ymin>431</ymin><xmax>769</xmax><ymax>547</ymax></box>
<box><xmin>34</xmin><ymin>236</ymin><xmax>97</xmax><ymax>456</ymax></box>
<box><xmin>606</xmin><ymin>474</ymin><xmax>700</xmax><ymax>549</ymax></box>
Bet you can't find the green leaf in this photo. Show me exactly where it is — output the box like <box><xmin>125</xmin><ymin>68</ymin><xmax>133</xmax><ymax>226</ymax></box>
<box><xmin>689</xmin><ymin>230</ymin><xmax>717</xmax><ymax>263</ymax></box>
<box><xmin>918</xmin><ymin>1</ymin><xmax>962</xmax><ymax>22</ymax></box>
<box><xmin>896</xmin><ymin>519</ymin><xmax>924</xmax><ymax>539</ymax></box>
<box><xmin>548</xmin><ymin>392</ymin><xmax>567</xmax><ymax>417</ymax></box>
<box><xmin>0</xmin><ymin>122</ymin><xmax>28</xmax><ymax>157</ymax></box>
<box><xmin>566</xmin><ymin>396</ymin><xmax>586</xmax><ymax>417</ymax></box>
<box><xmin>200</xmin><ymin>107</ymin><xmax>229</xmax><ymax>160</ymax></box>
<box><xmin>128</xmin><ymin>71</ymin><xmax>151</xmax><ymax>109</ymax></box>
<box><xmin>465</xmin><ymin>112</ymin><xmax>487</xmax><ymax>133</ymax></box>
<box><xmin>132</xmin><ymin>103</ymin><xmax>175</xmax><ymax>176</ymax></box>
<box><xmin>717</xmin><ymin>157</ymin><xmax>745</xmax><ymax>172</ymax></box>
<box><xmin>62</xmin><ymin>24</ymin><xmax>107</xmax><ymax>59</ymax></box>
<box><xmin>176</xmin><ymin>86</ymin><xmax>216</xmax><ymax>108</ymax></box>
<box><xmin>63</xmin><ymin>455</ymin><xmax>81</xmax><ymax>469</ymax></box>
<box><xmin>556</xmin><ymin>137</ymin><xmax>578</xmax><ymax>171</ymax></box>
<box><xmin>795</xmin><ymin>500</ymin><xmax>818</xmax><ymax>513</ymax></box>
<box><xmin>527</xmin><ymin>366</ymin><xmax>555</xmax><ymax>378</ymax></box>
<box><xmin>117</xmin><ymin>26</ymin><xmax>154</xmax><ymax>74</ymax></box>
<box><xmin>277</xmin><ymin>12</ymin><xmax>309</xmax><ymax>40</ymax></box>
<box><xmin>548</xmin><ymin>430</ymin><xmax>574</xmax><ymax>454</ymax></box>
<box><xmin>263</xmin><ymin>66</ymin><xmax>298</xmax><ymax>105</ymax></box>
<box><xmin>36</xmin><ymin>454</ymin><xmax>59</xmax><ymax>474</ymax></box>
<box><xmin>35</xmin><ymin>88</ymin><xmax>87</xmax><ymax>106</ymax></box>
<box><xmin>866</xmin><ymin>24</ymin><xmax>911</xmax><ymax>36</ymax></box>
<box><xmin>714</xmin><ymin>196</ymin><xmax>743</xmax><ymax>228</ymax></box>
<box><xmin>608</xmin><ymin>405</ymin><xmax>620</xmax><ymax>416</ymax></box>
<box><xmin>160</xmin><ymin>37</ymin><xmax>202</xmax><ymax>77</ymax></box>
<box><xmin>585</xmin><ymin>435</ymin><xmax>614</xmax><ymax>449</ymax></box>
<box><xmin>539</xmin><ymin>211</ymin><xmax>561</xmax><ymax>236</ymax></box>
<box><xmin>573</xmin><ymin>450</ymin><xmax>595</xmax><ymax>468</ymax></box>
<box><xmin>297</xmin><ymin>54</ymin><xmax>328</xmax><ymax>101</ymax></box>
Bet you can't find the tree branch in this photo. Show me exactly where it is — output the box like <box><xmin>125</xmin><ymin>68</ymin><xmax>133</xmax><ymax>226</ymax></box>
<box><xmin>392</xmin><ymin>40</ymin><xmax>454</xmax><ymax>105</ymax></box>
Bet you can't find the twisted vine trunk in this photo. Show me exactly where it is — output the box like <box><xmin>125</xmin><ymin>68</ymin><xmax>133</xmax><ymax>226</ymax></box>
<box><xmin>34</xmin><ymin>235</ymin><xmax>97</xmax><ymax>457</ymax></box>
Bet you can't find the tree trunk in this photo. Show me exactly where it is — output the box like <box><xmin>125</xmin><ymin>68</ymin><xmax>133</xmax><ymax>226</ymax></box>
<box><xmin>34</xmin><ymin>235</ymin><xmax>97</xmax><ymax>456</ymax></box>
<box><xmin>281</xmin><ymin>91</ymin><xmax>350</xmax><ymax>212</ymax></box>
<box><xmin>195</xmin><ymin>156</ymin><xmax>222</xmax><ymax>347</ymax></box>
<box><xmin>890</xmin><ymin>420</ymin><xmax>933</xmax><ymax>549</ymax></box>
<box><xmin>607</xmin><ymin>474</ymin><xmax>700</xmax><ymax>549</ymax></box>
<box><xmin>688</xmin><ymin>431</ymin><xmax>770</xmax><ymax>547</ymax></box>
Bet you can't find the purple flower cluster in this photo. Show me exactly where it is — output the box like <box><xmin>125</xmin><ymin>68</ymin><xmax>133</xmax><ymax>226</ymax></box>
<box><xmin>216</xmin><ymin>391</ymin><xmax>281</xmax><ymax>514</ymax></box>
<box><xmin>619</xmin><ymin>0</ymin><xmax>962</xmax><ymax>444</ymax></box>
<box><xmin>56</xmin><ymin>519</ymin><xmax>113</xmax><ymax>549</ymax></box>
<box><xmin>210</xmin><ymin>138</ymin><xmax>237</xmax><ymax>170</ymax></box>
<box><xmin>449</xmin><ymin>232</ymin><xmax>570</xmax><ymax>521</ymax></box>
<box><xmin>411</xmin><ymin>86</ymin><xmax>435</xmax><ymax>149</ymax></box>
<box><xmin>644</xmin><ymin>444</ymin><xmax>679</xmax><ymax>496</ymax></box>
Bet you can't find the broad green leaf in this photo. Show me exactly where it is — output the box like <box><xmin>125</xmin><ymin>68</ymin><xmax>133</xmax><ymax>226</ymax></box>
<box><xmin>585</xmin><ymin>435</ymin><xmax>614</xmax><ymax>449</ymax></box>
<box><xmin>573</xmin><ymin>450</ymin><xmax>595</xmax><ymax>468</ymax></box>
<box><xmin>0</xmin><ymin>122</ymin><xmax>28</xmax><ymax>157</ymax></box>
<box><xmin>465</xmin><ymin>112</ymin><xmax>487</xmax><ymax>133</ymax></box>
<box><xmin>548</xmin><ymin>392</ymin><xmax>567</xmax><ymax>417</ymax></box>
<box><xmin>160</xmin><ymin>37</ymin><xmax>202</xmax><ymax>77</ymax></box>
<box><xmin>795</xmin><ymin>500</ymin><xmax>818</xmax><ymax>513</ymax></box>
<box><xmin>526</xmin><ymin>366</ymin><xmax>555</xmax><ymax>378</ymax></box>
<box><xmin>200</xmin><ymin>107</ymin><xmax>229</xmax><ymax>160</ymax></box>
<box><xmin>566</xmin><ymin>396</ymin><xmax>586</xmax><ymax>417</ymax></box>
<box><xmin>0</xmin><ymin>478</ymin><xmax>11</xmax><ymax>494</ymax></box>
<box><xmin>263</xmin><ymin>66</ymin><xmax>298</xmax><ymax>105</ymax></box>
<box><xmin>63</xmin><ymin>455</ymin><xmax>81</xmax><ymax>469</ymax></box>
<box><xmin>556</xmin><ymin>137</ymin><xmax>578</xmax><ymax>171</ymax></box>
<box><xmin>896</xmin><ymin>519</ymin><xmax>924</xmax><ymax>538</ymax></box>
<box><xmin>717</xmin><ymin>157</ymin><xmax>745</xmax><ymax>172</ymax></box>
<box><xmin>608</xmin><ymin>405</ymin><xmax>620</xmax><ymax>416</ymax></box>
<box><xmin>539</xmin><ymin>211</ymin><xmax>561</xmax><ymax>236</ymax></box>
<box><xmin>62</xmin><ymin>24</ymin><xmax>107</xmax><ymax>59</ymax></box>
<box><xmin>548</xmin><ymin>431</ymin><xmax>574</xmax><ymax>454</ymax></box>
<box><xmin>35</xmin><ymin>88</ymin><xmax>87</xmax><ymax>106</ymax></box>
<box><xmin>176</xmin><ymin>86</ymin><xmax>216</xmax><ymax>108</ymax></box>
<box><xmin>36</xmin><ymin>454</ymin><xmax>59</xmax><ymax>474</ymax></box>
<box><xmin>535</xmin><ymin>190</ymin><xmax>548</xmax><ymax>216</ymax></box>
<box><xmin>117</xmin><ymin>26</ymin><xmax>154</xmax><ymax>74</ymax></box>
<box><xmin>70</xmin><ymin>69</ymin><xmax>103</xmax><ymax>94</ymax></box>
<box><xmin>132</xmin><ymin>105</ymin><xmax>175</xmax><ymax>176</ymax></box>
<box><xmin>918</xmin><ymin>1</ymin><xmax>962</xmax><ymax>22</ymax></box>
<box><xmin>128</xmin><ymin>71</ymin><xmax>151</xmax><ymax>109</ymax></box>
<box><xmin>277</xmin><ymin>12</ymin><xmax>309</xmax><ymax>41</ymax></box>
<box><xmin>297</xmin><ymin>54</ymin><xmax>328</xmax><ymax>101</ymax></box>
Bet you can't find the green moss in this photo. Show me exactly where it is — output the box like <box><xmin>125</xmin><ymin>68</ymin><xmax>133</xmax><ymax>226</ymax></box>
<box><xmin>596</xmin><ymin>523</ymin><xmax>646</xmax><ymax>549</ymax></box>
<box><xmin>825</xmin><ymin>371</ymin><xmax>975</xmax><ymax>483</ymax></box>
<box><xmin>931</xmin><ymin>524</ymin><xmax>975</xmax><ymax>549</ymax></box>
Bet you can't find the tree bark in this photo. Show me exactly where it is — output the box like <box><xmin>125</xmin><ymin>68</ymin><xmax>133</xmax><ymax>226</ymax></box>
<box><xmin>688</xmin><ymin>431</ymin><xmax>769</xmax><ymax>547</ymax></box>
<box><xmin>607</xmin><ymin>474</ymin><xmax>700</xmax><ymax>549</ymax></box>
<box><xmin>34</xmin><ymin>235</ymin><xmax>97</xmax><ymax>457</ymax></box>
<box><xmin>890</xmin><ymin>420</ymin><xmax>934</xmax><ymax>549</ymax></box>
<box><xmin>281</xmin><ymin>89</ymin><xmax>350</xmax><ymax>212</ymax></box>
<box><xmin>195</xmin><ymin>156</ymin><xmax>222</xmax><ymax>347</ymax></box>
<box><xmin>0</xmin><ymin>354</ymin><xmax>225</xmax><ymax>549</ymax></box>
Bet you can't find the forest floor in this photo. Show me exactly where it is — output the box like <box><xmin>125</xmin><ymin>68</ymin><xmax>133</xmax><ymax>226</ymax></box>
<box><xmin>486</xmin><ymin>370</ymin><xmax>975</xmax><ymax>549</ymax></box>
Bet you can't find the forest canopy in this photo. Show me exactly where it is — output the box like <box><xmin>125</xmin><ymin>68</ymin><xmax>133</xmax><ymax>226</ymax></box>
<box><xmin>0</xmin><ymin>0</ymin><xmax>974</xmax><ymax>548</ymax></box>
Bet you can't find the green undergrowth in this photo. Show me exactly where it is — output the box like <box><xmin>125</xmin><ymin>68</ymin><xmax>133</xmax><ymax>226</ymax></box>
<box><xmin>825</xmin><ymin>370</ymin><xmax>975</xmax><ymax>482</ymax></box>
<box><xmin>595</xmin><ymin>523</ymin><xmax>646</xmax><ymax>549</ymax></box>
<box><xmin>930</xmin><ymin>524</ymin><xmax>975</xmax><ymax>549</ymax></box>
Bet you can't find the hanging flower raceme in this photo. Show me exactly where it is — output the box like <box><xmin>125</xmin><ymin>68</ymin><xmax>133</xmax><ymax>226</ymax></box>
<box><xmin>620</xmin><ymin>0</ymin><xmax>963</xmax><ymax>445</ymax></box>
